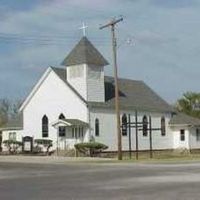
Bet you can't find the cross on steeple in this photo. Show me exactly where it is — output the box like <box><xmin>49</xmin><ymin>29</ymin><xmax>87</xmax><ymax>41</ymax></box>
<box><xmin>79</xmin><ymin>22</ymin><xmax>88</xmax><ymax>36</ymax></box>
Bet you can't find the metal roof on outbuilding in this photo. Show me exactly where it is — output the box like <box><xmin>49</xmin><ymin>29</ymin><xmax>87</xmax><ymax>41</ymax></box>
<box><xmin>169</xmin><ymin>112</ymin><xmax>200</xmax><ymax>126</ymax></box>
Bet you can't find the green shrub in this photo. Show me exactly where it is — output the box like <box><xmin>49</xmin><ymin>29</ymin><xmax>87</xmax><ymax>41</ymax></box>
<box><xmin>3</xmin><ymin>140</ymin><xmax>22</xmax><ymax>154</ymax></box>
<box><xmin>34</xmin><ymin>139</ymin><xmax>53</xmax><ymax>155</ymax></box>
<box><xmin>34</xmin><ymin>139</ymin><xmax>52</xmax><ymax>145</ymax></box>
<box><xmin>75</xmin><ymin>142</ymin><xmax>108</xmax><ymax>157</ymax></box>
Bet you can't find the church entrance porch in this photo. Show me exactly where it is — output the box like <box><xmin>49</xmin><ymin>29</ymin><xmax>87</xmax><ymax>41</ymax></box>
<box><xmin>51</xmin><ymin>119</ymin><xmax>89</xmax><ymax>153</ymax></box>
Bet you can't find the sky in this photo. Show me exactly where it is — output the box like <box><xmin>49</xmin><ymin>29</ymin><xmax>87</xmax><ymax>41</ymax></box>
<box><xmin>0</xmin><ymin>0</ymin><xmax>200</xmax><ymax>104</ymax></box>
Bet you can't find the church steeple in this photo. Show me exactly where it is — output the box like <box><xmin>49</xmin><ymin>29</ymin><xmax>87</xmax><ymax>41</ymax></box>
<box><xmin>62</xmin><ymin>37</ymin><xmax>108</xmax><ymax>102</ymax></box>
<box><xmin>61</xmin><ymin>37</ymin><xmax>109</xmax><ymax>67</ymax></box>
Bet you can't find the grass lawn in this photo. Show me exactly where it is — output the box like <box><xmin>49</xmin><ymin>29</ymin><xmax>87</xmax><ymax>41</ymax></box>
<box><xmin>117</xmin><ymin>151</ymin><xmax>200</xmax><ymax>163</ymax></box>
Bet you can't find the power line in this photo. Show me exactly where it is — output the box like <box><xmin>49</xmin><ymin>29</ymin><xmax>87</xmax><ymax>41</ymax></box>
<box><xmin>0</xmin><ymin>30</ymin><xmax>135</xmax><ymax>47</ymax></box>
<box><xmin>0</xmin><ymin>33</ymin><xmax>112</xmax><ymax>46</ymax></box>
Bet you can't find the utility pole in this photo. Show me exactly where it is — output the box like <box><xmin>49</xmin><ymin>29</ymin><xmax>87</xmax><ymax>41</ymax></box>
<box><xmin>100</xmin><ymin>17</ymin><xmax>123</xmax><ymax>160</ymax></box>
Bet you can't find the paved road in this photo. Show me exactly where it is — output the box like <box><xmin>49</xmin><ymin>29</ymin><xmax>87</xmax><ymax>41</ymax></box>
<box><xmin>0</xmin><ymin>161</ymin><xmax>200</xmax><ymax>200</ymax></box>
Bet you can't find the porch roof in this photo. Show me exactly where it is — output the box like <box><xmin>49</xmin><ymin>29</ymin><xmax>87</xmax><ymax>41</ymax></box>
<box><xmin>51</xmin><ymin>119</ymin><xmax>88</xmax><ymax>128</ymax></box>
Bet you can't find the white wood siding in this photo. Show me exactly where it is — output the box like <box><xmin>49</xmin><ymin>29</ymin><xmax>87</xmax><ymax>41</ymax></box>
<box><xmin>90</xmin><ymin>109</ymin><xmax>173</xmax><ymax>151</ymax></box>
<box><xmin>66</xmin><ymin>64</ymin><xmax>105</xmax><ymax>102</ymax></box>
<box><xmin>189</xmin><ymin>128</ymin><xmax>200</xmax><ymax>149</ymax></box>
<box><xmin>170</xmin><ymin>127</ymin><xmax>190</xmax><ymax>149</ymax></box>
<box><xmin>87</xmin><ymin>65</ymin><xmax>105</xmax><ymax>102</ymax></box>
<box><xmin>66</xmin><ymin>64</ymin><xmax>87</xmax><ymax>100</ymax></box>
<box><xmin>23</xmin><ymin>70</ymin><xmax>88</xmax><ymax>150</ymax></box>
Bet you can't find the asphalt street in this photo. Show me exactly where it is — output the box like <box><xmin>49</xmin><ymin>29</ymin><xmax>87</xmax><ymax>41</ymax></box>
<box><xmin>0</xmin><ymin>161</ymin><xmax>200</xmax><ymax>200</ymax></box>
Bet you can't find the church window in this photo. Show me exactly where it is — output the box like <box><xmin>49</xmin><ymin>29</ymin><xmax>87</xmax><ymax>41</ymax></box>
<box><xmin>95</xmin><ymin>118</ymin><xmax>100</xmax><ymax>137</ymax></box>
<box><xmin>196</xmin><ymin>129</ymin><xmax>200</xmax><ymax>141</ymax></box>
<box><xmin>75</xmin><ymin>128</ymin><xmax>78</xmax><ymax>139</ymax></box>
<box><xmin>72</xmin><ymin>128</ymin><xmax>75</xmax><ymax>138</ymax></box>
<box><xmin>121</xmin><ymin>114</ymin><xmax>128</xmax><ymax>136</ymax></box>
<box><xmin>180</xmin><ymin>129</ymin><xmax>185</xmax><ymax>141</ymax></box>
<box><xmin>142</xmin><ymin>115</ymin><xmax>148</xmax><ymax>137</ymax></box>
<box><xmin>78</xmin><ymin>127</ymin><xmax>84</xmax><ymax>138</ymax></box>
<box><xmin>161</xmin><ymin>117</ymin><xmax>166</xmax><ymax>136</ymax></box>
<box><xmin>78</xmin><ymin>127</ymin><xmax>81</xmax><ymax>138</ymax></box>
<box><xmin>42</xmin><ymin>115</ymin><xmax>49</xmax><ymax>138</ymax></box>
<box><xmin>58</xmin><ymin>114</ymin><xmax>66</xmax><ymax>137</ymax></box>
<box><xmin>59</xmin><ymin>114</ymin><xmax>65</xmax><ymax>120</ymax></box>
<box><xmin>81</xmin><ymin>127</ymin><xmax>84</xmax><ymax>138</ymax></box>
<box><xmin>9</xmin><ymin>132</ymin><xmax>16</xmax><ymax>141</ymax></box>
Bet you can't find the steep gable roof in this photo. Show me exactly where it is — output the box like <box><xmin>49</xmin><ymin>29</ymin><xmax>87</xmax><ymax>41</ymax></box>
<box><xmin>61</xmin><ymin>37</ymin><xmax>109</xmax><ymax>67</ymax></box>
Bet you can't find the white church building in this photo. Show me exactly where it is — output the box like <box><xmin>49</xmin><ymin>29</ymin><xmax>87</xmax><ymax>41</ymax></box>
<box><xmin>1</xmin><ymin>36</ymin><xmax>200</xmax><ymax>153</ymax></box>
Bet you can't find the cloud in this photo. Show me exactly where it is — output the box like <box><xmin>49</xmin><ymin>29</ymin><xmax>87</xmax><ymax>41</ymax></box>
<box><xmin>51</xmin><ymin>0</ymin><xmax>120</xmax><ymax>9</ymax></box>
<box><xmin>134</xmin><ymin>30</ymin><xmax>178</xmax><ymax>46</ymax></box>
<box><xmin>151</xmin><ymin>0</ymin><xmax>198</xmax><ymax>9</ymax></box>
<box><xmin>0</xmin><ymin>0</ymin><xmax>200</xmax><ymax>103</ymax></box>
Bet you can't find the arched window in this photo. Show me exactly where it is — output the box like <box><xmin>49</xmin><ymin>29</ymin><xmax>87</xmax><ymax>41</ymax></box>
<box><xmin>143</xmin><ymin>115</ymin><xmax>148</xmax><ymax>136</ymax></box>
<box><xmin>95</xmin><ymin>118</ymin><xmax>100</xmax><ymax>137</ymax></box>
<box><xmin>196</xmin><ymin>129</ymin><xmax>200</xmax><ymax>141</ymax></box>
<box><xmin>9</xmin><ymin>132</ymin><xmax>16</xmax><ymax>141</ymax></box>
<box><xmin>122</xmin><ymin>114</ymin><xmax>127</xmax><ymax>136</ymax></box>
<box><xmin>42</xmin><ymin>115</ymin><xmax>48</xmax><ymax>138</ymax></box>
<box><xmin>59</xmin><ymin>114</ymin><xmax>66</xmax><ymax>137</ymax></box>
<box><xmin>59</xmin><ymin>114</ymin><xmax>65</xmax><ymax>120</ymax></box>
<box><xmin>161</xmin><ymin>117</ymin><xmax>166</xmax><ymax>136</ymax></box>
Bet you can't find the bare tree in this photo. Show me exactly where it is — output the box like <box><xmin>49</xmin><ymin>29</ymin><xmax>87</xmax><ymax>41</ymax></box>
<box><xmin>0</xmin><ymin>99</ymin><xmax>10</xmax><ymax>127</ymax></box>
<box><xmin>0</xmin><ymin>98</ymin><xmax>22</xmax><ymax>127</ymax></box>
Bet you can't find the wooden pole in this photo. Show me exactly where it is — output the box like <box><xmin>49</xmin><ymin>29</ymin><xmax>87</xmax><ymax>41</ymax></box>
<box><xmin>128</xmin><ymin>114</ymin><xmax>132</xmax><ymax>159</ymax></box>
<box><xmin>135</xmin><ymin>110</ymin><xmax>139</xmax><ymax>160</ymax></box>
<box><xmin>149</xmin><ymin>116</ymin><xmax>153</xmax><ymax>159</ymax></box>
<box><xmin>100</xmin><ymin>17</ymin><xmax>123</xmax><ymax>160</ymax></box>
<box><xmin>56</xmin><ymin>127</ymin><xmax>59</xmax><ymax>156</ymax></box>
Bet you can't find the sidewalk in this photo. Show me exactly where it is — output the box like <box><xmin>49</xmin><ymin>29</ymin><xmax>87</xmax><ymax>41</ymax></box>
<box><xmin>0</xmin><ymin>155</ymin><xmax>114</xmax><ymax>164</ymax></box>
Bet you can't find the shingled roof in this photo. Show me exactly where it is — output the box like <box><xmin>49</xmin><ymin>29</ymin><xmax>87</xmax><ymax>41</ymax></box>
<box><xmin>89</xmin><ymin>76</ymin><xmax>174</xmax><ymax>112</ymax></box>
<box><xmin>61</xmin><ymin>37</ymin><xmax>109</xmax><ymax>67</ymax></box>
<box><xmin>169</xmin><ymin>112</ymin><xmax>200</xmax><ymax>126</ymax></box>
<box><xmin>52</xmin><ymin>67</ymin><xmax>173</xmax><ymax>112</ymax></box>
<box><xmin>3</xmin><ymin>67</ymin><xmax>173</xmax><ymax>130</ymax></box>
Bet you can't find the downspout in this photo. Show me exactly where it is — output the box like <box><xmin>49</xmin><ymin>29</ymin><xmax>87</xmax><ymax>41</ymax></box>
<box><xmin>85</xmin><ymin>64</ymin><xmax>91</xmax><ymax>142</ymax></box>
<box><xmin>188</xmin><ymin>125</ymin><xmax>192</xmax><ymax>153</ymax></box>
<box><xmin>87</xmin><ymin>103</ymin><xmax>91</xmax><ymax>142</ymax></box>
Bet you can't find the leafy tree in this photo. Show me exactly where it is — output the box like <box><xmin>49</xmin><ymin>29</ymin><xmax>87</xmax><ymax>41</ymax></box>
<box><xmin>0</xmin><ymin>99</ymin><xmax>22</xmax><ymax>150</ymax></box>
<box><xmin>0</xmin><ymin>99</ymin><xmax>9</xmax><ymax>127</ymax></box>
<box><xmin>176</xmin><ymin>92</ymin><xmax>200</xmax><ymax>118</ymax></box>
